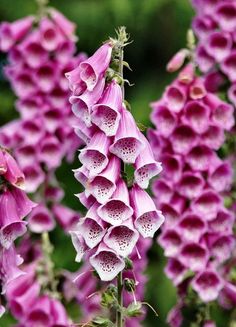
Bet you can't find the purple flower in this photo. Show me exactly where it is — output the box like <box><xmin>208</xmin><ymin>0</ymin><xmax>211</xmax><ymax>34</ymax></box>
<box><xmin>191</xmin><ymin>270</ymin><xmax>223</xmax><ymax>302</ymax></box>
<box><xmin>90</xmin><ymin>243</ymin><xmax>125</xmax><ymax>281</ymax></box>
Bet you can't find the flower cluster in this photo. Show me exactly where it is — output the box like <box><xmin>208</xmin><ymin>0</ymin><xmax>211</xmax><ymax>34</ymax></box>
<box><xmin>148</xmin><ymin>66</ymin><xmax>235</xmax><ymax>309</ymax></box>
<box><xmin>0</xmin><ymin>10</ymin><xmax>85</xmax><ymax>233</ymax></box>
<box><xmin>0</xmin><ymin>148</ymin><xmax>36</xmax><ymax>315</ymax></box>
<box><xmin>63</xmin><ymin>237</ymin><xmax>151</xmax><ymax>325</ymax></box>
<box><xmin>191</xmin><ymin>0</ymin><xmax>236</xmax><ymax>99</ymax></box>
<box><xmin>67</xmin><ymin>37</ymin><xmax>164</xmax><ymax>283</ymax></box>
<box><xmin>5</xmin><ymin>261</ymin><xmax>70</xmax><ymax>326</ymax></box>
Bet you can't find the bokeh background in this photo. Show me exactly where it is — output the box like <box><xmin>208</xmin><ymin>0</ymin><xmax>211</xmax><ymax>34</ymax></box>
<box><xmin>0</xmin><ymin>1</ymin><xmax>195</xmax><ymax>325</ymax></box>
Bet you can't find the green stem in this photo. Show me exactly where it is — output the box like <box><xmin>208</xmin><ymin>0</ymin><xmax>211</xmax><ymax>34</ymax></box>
<box><xmin>115</xmin><ymin>26</ymin><xmax>127</xmax><ymax>327</ymax></box>
<box><xmin>117</xmin><ymin>271</ymin><xmax>123</xmax><ymax>327</ymax></box>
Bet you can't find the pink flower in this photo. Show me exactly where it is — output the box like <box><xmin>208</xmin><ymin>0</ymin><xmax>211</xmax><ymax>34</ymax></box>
<box><xmin>109</xmin><ymin>108</ymin><xmax>145</xmax><ymax>163</ymax></box>
<box><xmin>166</xmin><ymin>49</ymin><xmax>189</xmax><ymax>72</ymax></box>
<box><xmin>90</xmin><ymin>243</ymin><xmax>125</xmax><ymax>281</ymax></box>
<box><xmin>130</xmin><ymin>184</ymin><xmax>164</xmax><ymax>238</ymax></box>
<box><xmin>97</xmin><ymin>179</ymin><xmax>133</xmax><ymax>225</ymax></box>
<box><xmin>192</xmin><ymin>270</ymin><xmax>223</xmax><ymax>302</ymax></box>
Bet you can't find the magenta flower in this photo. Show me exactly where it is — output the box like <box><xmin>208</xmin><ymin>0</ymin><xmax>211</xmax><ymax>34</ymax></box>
<box><xmin>90</xmin><ymin>243</ymin><xmax>125</xmax><ymax>281</ymax></box>
<box><xmin>149</xmin><ymin>62</ymin><xmax>234</xmax><ymax>321</ymax></box>
<box><xmin>192</xmin><ymin>270</ymin><xmax>224</xmax><ymax>302</ymax></box>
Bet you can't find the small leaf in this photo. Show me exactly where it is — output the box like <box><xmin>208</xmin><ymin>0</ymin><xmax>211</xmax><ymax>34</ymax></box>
<box><xmin>92</xmin><ymin>316</ymin><xmax>114</xmax><ymax>327</ymax></box>
<box><xmin>137</xmin><ymin>122</ymin><xmax>147</xmax><ymax>132</ymax></box>
<box><xmin>123</xmin><ymin>61</ymin><xmax>132</xmax><ymax>71</ymax></box>
<box><xmin>126</xmin><ymin>301</ymin><xmax>142</xmax><ymax>317</ymax></box>
<box><xmin>124</xmin><ymin>278</ymin><xmax>136</xmax><ymax>292</ymax></box>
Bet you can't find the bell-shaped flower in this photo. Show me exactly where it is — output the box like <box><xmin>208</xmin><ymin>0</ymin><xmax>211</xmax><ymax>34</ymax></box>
<box><xmin>191</xmin><ymin>269</ymin><xmax>223</xmax><ymax>302</ymax></box>
<box><xmin>79</xmin><ymin>131</ymin><xmax>111</xmax><ymax>176</ymax></box>
<box><xmin>195</xmin><ymin>45</ymin><xmax>215</xmax><ymax>73</ymax></box>
<box><xmin>88</xmin><ymin>155</ymin><xmax>120</xmax><ymax>203</ymax></box>
<box><xmin>35</xmin><ymin>62</ymin><xmax>57</xmax><ymax>93</ymax></box>
<box><xmin>19</xmin><ymin>119</ymin><xmax>44</xmax><ymax>146</ymax></box>
<box><xmin>104</xmin><ymin>219</ymin><xmax>139</xmax><ymax>257</ymax></box>
<box><xmin>158</xmin><ymin>229</ymin><xmax>182</xmax><ymax>257</ymax></box>
<box><xmin>178</xmin><ymin>63</ymin><xmax>195</xmax><ymax>84</ymax></box>
<box><xmin>165</xmin><ymin>258</ymin><xmax>187</xmax><ymax>286</ymax></box>
<box><xmin>70</xmin><ymin>77</ymin><xmax>105</xmax><ymax>127</ymax></box>
<box><xmin>91</xmin><ymin>80</ymin><xmax>122</xmax><ymax>136</ymax></box>
<box><xmin>182</xmin><ymin>100</ymin><xmax>209</xmax><ymax>133</ymax></box>
<box><xmin>70</xmin><ymin>231</ymin><xmax>88</xmax><ymax>263</ymax></box>
<box><xmin>52</xmin><ymin>204</ymin><xmax>80</xmax><ymax>231</ymax></box>
<box><xmin>50</xmin><ymin>297</ymin><xmax>69</xmax><ymax>326</ymax></box>
<box><xmin>216</xmin><ymin>2</ymin><xmax>236</xmax><ymax>32</ymax></box>
<box><xmin>177</xmin><ymin>212</ymin><xmax>206</xmax><ymax>242</ymax></box>
<box><xmin>73</xmin><ymin>165</ymin><xmax>89</xmax><ymax>188</ymax></box>
<box><xmin>3</xmin><ymin>150</ymin><xmax>25</xmax><ymax>189</ymax></box>
<box><xmin>20</xmin><ymin>32</ymin><xmax>48</xmax><ymax>69</ymax></box>
<box><xmin>151</xmin><ymin>104</ymin><xmax>177</xmax><ymax>137</ymax></box>
<box><xmin>0</xmin><ymin>16</ymin><xmax>34</xmax><ymax>51</ymax></box>
<box><xmin>78</xmin><ymin>203</ymin><xmax>106</xmax><ymax>248</ymax></box>
<box><xmin>208</xmin><ymin>161</ymin><xmax>233</xmax><ymax>192</ymax></box>
<box><xmin>186</xmin><ymin>145</ymin><xmax>218</xmax><ymax>172</ymax></box>
<box><xmin>161</xmin><ymin>154</ymin><xmax>183</xmax><ymax>183</ymax></box>
<box><xmin>170</xmin><ymin>124</ymin><xmax>198</xmax><ymax>154</ymax></box>
<box><xmin>202</xmin><ymin>124</ymin><xmax>224</xmax><ymax>150</ymax></box>
<box><xmin>167</xmin><ymin>304</ymin><xmax>183</xmax><ymax>327</ymax></box>
<box><xmin>39</xmin><ymin>18</ymin><xmax>62</xmax><ymax>51</ymax></box>
<box><xmin>130</xmin><ymin>184</ymin><xmax>164</xmax><ymax>238</ymax></box>
<box><xmin>110</xmin><ymin>108</ymin><xmax>145</xmax><ymax>164</ymax></box>
<box><xmin>26</xmin><ymin>295</ymin><xmax>52</xmax><ymax>326</ymax></box>
<box><xmin>73</xmin><ymin>119</ymin><xmax>97</xmax><ymax>144</ymax></box>
<box><xmin>79</xmin><ymin>42</ymin><xmax>112</xmax><ymax>91</ymax></box>
<box><xmin>10</xmin><ymin>186</ymin><xmax>37</xmax><ymax>218</ymax></box>
<box><xmin>177</xmin><ymin>172</ymin><xmax>204</xmax><ymax>199</ymax></box>
<box><xmin>75</xmin><ymin>192</ymin><xmax>96</xmax><ymax>209</ymax></box>
<box><xmin>134</xmin><ymin>134</ymin><xmax>162</xmax><ymax>189</ymax></box>
<box><xmin>210</xmin><ymin>235</ymin><xmax>235</xmax><ymax>263</ymax></box>
<box><xmin>39</xmin><ymin>136</ymin><xmax>63</xmax><ymax>169</ymax></box>
<box><xmin>205</xmin><ymin>31</ymin><xmax>232</xmax><ymax>62</ymax></box>
<box><xmin>9</xmin><ymin>279</ymin><xmax>40</xmax><ymax>320</ymax></box>
<box><xmin>211</xmin><ymin>102</ymin><xmax>234</xmax><ymax>131</ymax></box>
<box><xmin>0</xmin><ymin>245</ymin><xmax>25</xmax><ymax>293</ymax></box>
<box><xmin>166</xmin><ymin>49</ymin><xmax>189</xmax><ymax>72</ymax></box>
<box><xmin>209</xmin><ymin>209</ymin><xmax>234</xmax><ymax>234</ymax></box>
<box><xmin>163</xmin><ymin>83</ymin><xmax>187</xmax><ymax>113</ymax></box>
<box><xmin>49</xmin><ymin>8</ymin><xmax>76</xmax><ymax>40</ymax></box>
<box><xmin>191</xmin><ymin>190</ymin><xmax>222</xmax><ymax>221</ymax></box>
<box><xmin>152</xmin><ymin>179</ymin><xmax>173</xmax><ymax>205</ymax></box>
<box><xmin>90</xmin><ymin>242</ymin><xmax>125</xmax><ymax>281</ymax></box>
<box><xmin>189</xmin><ymin>78</ymin><xmax>207</xmax><ymax>100</ymax></box>
<box><xmin>179</xmin><ymin>242</ymin><xmax>208</xmax><ymax>271</ymax></box>
<box><xmin>97</xmin><ymin>179</ymin><xmax>133</xmax><ymax>225</ymax></box>
<box><xmin>0</xmin><ymin>190</ymin><xmax>27</xmax><ymax>249</ymax></box>
<box><xmin>28</xmin><ymin>204</ymin><xmax>55</xmax><ymax>233</ymax></box>
<box><xmin>22</xmin><ymin>164</ymin><xmax>45</xmax><ymax>193</ymax></box>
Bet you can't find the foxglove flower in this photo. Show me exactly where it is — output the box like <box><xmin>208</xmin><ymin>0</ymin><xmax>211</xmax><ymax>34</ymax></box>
<box><xmin>149</xmin><ymin>63</ymin><xmax>234</xmax><ymax>325</ymax></box>
<box><xmin>0</xmin><ymin>9</ymin><xmax>86</xmax><ymax>235</ymax></box>
<box><xmin>68</xmin><ymin>31</ymin><xmax>164</xmax><ymax>325</ymax></box>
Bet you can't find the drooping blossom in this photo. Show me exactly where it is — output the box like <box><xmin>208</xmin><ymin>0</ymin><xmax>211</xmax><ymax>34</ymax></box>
<box><xmin>0</xmin><ymin>148</ymin><xmax>36</xmax><ymax>313</ymax></box>
<box><xmin>67</xmin><ymin>31</ymin><xmax>164</xmax><ymax>324</ymax></box>
<box><xmin>0</xmin><ymin>8</ymin><xmax>85</xmax><ymax>233</ymax></box>
<box><xmin>149</xmin><ymin>65</ymin><xmax>235</xmax><ymax>322</ymax></box>
<box><xmin>5</xmin><ymin>260</ymin><xmax>71</xmax><ymax>326</ymax></box>
<box><xmin>191</xmin><ymin>0</ymin><xmax>236</xmax><ymax>99</ymax></box>
<box><xmin>64</xmin><ymin>238</ymin><xmax>151</xmax><ymax>325</ymax></box>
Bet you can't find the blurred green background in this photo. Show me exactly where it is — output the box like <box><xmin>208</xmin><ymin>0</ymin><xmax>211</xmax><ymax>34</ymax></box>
<box><xmin>0</xmin><ymin>0</ymin><xmax>194</xmax><ymax>326</ymax></box>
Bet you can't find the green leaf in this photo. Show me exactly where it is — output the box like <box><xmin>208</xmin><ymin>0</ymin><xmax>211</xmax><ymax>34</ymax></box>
<box><xmin>125</xmin><ymin>301</ymin><xmax>142</xmax><ymax>317</ymax></box>
<box><xmin>92</xmin><ymin>316</ymin><xmax>114</xmax><ymax>327</ymax></box>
